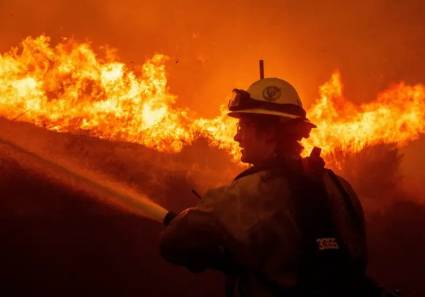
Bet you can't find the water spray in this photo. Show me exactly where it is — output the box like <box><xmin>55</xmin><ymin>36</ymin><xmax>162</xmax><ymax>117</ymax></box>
<box><xmin>0</xmin><ymin>134</ymin><xmax>169</xmax><ymax>224</ymax></box>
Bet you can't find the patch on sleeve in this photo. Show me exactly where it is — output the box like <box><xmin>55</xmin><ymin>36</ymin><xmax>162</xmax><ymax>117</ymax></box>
<box><xmin>316</xmin><ymin>237</ymin><xmax>340</xmax><ymax>250</ymax></box>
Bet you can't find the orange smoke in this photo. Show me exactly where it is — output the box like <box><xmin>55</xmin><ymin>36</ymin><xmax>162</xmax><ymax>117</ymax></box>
<box><xmin>0</xmin><ymin>36</ymin><xmax>424</xmax><ymax>163</ymax></box>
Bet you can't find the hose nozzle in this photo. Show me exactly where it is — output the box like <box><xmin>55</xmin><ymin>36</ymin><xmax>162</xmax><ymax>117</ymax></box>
<box><xmin>163</xmin><ymin>211</ymin><xmax>177</xmax><ymax>226</ymax></box>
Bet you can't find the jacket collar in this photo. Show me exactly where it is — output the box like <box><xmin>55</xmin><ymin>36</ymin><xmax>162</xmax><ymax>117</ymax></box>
<box><xmin>234</xmin><ymin>155</ymin><xmax>303</xmax><ymax>181</ymax></box>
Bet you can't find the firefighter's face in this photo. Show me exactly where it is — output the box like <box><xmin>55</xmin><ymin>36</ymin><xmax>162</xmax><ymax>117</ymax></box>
<box><xmin>234</xmin><ymin>117</ymin><xmax>276</xmax><ymax>164</ymax></box>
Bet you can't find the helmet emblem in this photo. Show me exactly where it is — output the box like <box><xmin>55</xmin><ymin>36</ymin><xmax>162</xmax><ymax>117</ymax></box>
<box><xmin>262</xmin><ymin>86</ymin><xmax>281</xmax><ymax>101</ymax></box>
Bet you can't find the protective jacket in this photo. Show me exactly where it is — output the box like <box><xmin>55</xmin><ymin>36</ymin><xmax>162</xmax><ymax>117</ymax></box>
<box><xmin>160</xmin><ymin>157</ymin><xmax>368</xmax><ymax>297</ymax></box>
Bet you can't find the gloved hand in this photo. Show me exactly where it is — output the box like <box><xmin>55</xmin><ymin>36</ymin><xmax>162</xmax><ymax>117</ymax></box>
<box><xmin>160</xmin><ymin>208</ymin><xmax>239</xmax><ymax>273</ymax></box>
<box><xmin>163</xmin><ymin>211</ymin><xmax>177</xmax><ymax>226</ymax></box>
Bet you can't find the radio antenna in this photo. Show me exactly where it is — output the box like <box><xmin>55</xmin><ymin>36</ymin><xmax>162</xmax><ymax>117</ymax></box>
<box><xmin>259</xmin><ymin>59</ymin><xmax>264</xmax><ymax>79</ymax></box>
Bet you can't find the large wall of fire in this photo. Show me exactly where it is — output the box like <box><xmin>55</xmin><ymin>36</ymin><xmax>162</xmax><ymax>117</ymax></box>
<box><xmin>0</xmin><ymin>1</ymin><xmax>424</xmax><ymax>296</ymax></box>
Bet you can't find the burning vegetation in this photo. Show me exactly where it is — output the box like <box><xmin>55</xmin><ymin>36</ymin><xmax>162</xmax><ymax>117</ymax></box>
<box><xmin>0</xmin><ymin>36</ymin><xmax>425</xmax><ymax>166</ymax></box>
<box><xmin>1</xmin><ymin>36</ymin><xmax>425</xmax><ymax>297</ymax></box>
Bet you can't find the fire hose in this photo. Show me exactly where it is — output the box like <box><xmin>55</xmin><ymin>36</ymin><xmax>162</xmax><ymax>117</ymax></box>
<box><xmin>0</xmin><ymin>135</ymin><xmax>171</xmax><ymax>224</ymax></box>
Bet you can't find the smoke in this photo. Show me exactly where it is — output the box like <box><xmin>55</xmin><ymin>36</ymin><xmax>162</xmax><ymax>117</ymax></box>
<box><xmin>0</xmin><ymin>0</ymin><xmax>424</xmax><ymax>295</ymax></box>
<box><xmin>1</xmin><ymin>116</ymin><xmax>424</xmax><ymax>296</ymax></box>
<box><xmin>337</xmin><ymin>145</ymin><xmax>403</xmax><ymax>208</ymax></box>
<box><xmin>0</xmin><ymin>117</ymin><xmax>240</xmax><ymax>210</ymax></box>
<box><xmin>0</xmin><ymin>145</ymin><xmax>224</xmax><ymax>297</ymax></box>
<box><xmin>1</xmin><ymin>0</ymin><xmax>424</xmax><ymax>188</ymax></box>
<box><xmin>0</xmin><ymin>116</ymin><xmax>234</xmax><ymax>297</ymax></box>
<box><xmin>328</xmin><ymin>144</ymin><xmax>425</xmax><ymax>295</ymax></box>
<box><xmin>1</xmin><ymin>0</ymin><xmax>424</xmax><ymax>112</ymax></box>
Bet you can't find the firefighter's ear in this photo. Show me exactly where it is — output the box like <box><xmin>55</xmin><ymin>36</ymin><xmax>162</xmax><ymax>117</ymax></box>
<box><xmin>282</xmin><ymin>119</ymin><xmax>313</xmax><ymax>140</ymax></box>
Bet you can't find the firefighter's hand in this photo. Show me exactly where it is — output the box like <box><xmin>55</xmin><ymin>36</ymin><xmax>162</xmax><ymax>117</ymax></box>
<box><xmin>160</xmin><ymin>208</ymin><xmax>236</xmax><ymax>273</ymax></box>
<box><xmin>163</xmin><ymin>211</ymin><xmax>177</xmax><ymax>226</ymax></box>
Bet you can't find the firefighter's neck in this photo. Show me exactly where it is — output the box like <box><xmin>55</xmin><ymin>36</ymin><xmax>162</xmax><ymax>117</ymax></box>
<box><xmin>250</xmin><ymin>143</ymin><xmax>300</xmax><ymax>167</ymax></box>
<box><xmin>250</xmin><ymin>152</ymin><xmax>275</xmax><ymax>167</ymax></box>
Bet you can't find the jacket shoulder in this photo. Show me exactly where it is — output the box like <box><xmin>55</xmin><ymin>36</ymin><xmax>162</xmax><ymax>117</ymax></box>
<box><xmin>330</xmin><ymin>173</ymin><xmax>364</xmax><ymax>215</ymax></box>
<box><xmin>202</xmin><ymin>169</ymin><xmax>285</xmax><ymax>203</ymax></box>
<box><xmin>323</xmin><ymin>170</ymin><xmax>366</xmax><ymax>234</ymax></box>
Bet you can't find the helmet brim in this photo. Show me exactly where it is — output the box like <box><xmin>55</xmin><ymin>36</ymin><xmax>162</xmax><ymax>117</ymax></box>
<box><xmin>228</xmin><ymin>108</ymin><xmax>317</xmax><ymax>128</ymax></box>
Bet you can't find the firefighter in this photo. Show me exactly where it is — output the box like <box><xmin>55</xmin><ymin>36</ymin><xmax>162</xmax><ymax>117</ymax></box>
<box><xmin>160</xmin><ymin>77</ymin><xmax>370</xmax><ymax>297</ymax></box>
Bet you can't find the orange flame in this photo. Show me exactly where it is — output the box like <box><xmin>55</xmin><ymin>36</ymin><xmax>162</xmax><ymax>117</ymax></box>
<box><xmin>0</xmin><ymin>36</ymin><xmax>238</xmax><ymax>156</ymax></box>
<box><xmin>303</xmin><ymin>72</ymin><xmax>425</xmax><ymax>164</ymax></box>
<box><xmin>0</xmin><ymin>36</ymin><xmax>424</xmax><ymax>163</ymax></box>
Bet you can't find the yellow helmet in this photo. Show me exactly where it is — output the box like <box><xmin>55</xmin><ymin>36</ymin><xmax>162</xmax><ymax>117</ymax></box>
<box><xmin>228</xmin><ymin>77</ymin><xmax>316</xmax><ymax>127</ymax></box>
